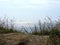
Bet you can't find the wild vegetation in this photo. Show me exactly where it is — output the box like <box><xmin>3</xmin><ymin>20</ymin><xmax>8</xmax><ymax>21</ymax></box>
<box><xmin>0</xmin><ymin>17</ymin><xmax>21</xmax><ymax>33</ymax></box>
<box><xmin>0</xmin><ymin>17</ymin><xmax>60</xmax><ymax>45</ymax></box>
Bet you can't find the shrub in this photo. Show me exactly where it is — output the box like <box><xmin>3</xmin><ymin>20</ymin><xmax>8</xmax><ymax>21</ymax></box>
<box><xmin>49</xmin><ymin>28</ymin><xmax>60</xmax><ymax>45</ymax></box>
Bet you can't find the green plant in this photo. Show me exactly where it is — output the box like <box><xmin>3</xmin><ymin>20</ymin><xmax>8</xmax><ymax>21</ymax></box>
<box><xmin>49</xmin><ymin>28</ymin><xmax>60</xmax><ymax>45</ymax></box>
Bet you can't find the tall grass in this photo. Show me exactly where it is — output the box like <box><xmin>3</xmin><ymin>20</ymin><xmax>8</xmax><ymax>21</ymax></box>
<box><xmin>25</xmin><ymin>17</ymin><xmax>60</xmax><ymax>36</ymax></box>
<box><xmin>26</xmin><ymin>17</ymin><xmax>60</xmax><ymax>45</ymax></box>
<box><xmin>0</xmin><ymin>17</ymin><xmax>21</xmax><ymax>34</ymax></box>
<box><xmin>0</xmin><ymin>16</ymin><xmax>60</xmax><ymax>45</ymax></box>
<box><xmin>0</xmin><ymin>16</ymin><xmax>60</xmax><ymax>35</ymax></box>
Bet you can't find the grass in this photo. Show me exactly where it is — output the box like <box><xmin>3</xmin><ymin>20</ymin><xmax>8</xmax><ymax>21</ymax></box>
<box><xmin>0</xmin><ymin>17</ymin><xmax>60</xmax><ymax>45</ymax></box>
<box><xmin>0</xmin><ymin>17</ymin><xmax>23</xmax><ymax>34</ymax></box>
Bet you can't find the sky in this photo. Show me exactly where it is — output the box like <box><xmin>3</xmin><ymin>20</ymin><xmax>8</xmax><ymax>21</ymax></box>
<box><xmin>0</xmin><ymin>0</ymin><xmax>60</xmax><ymax>25</ymax></box>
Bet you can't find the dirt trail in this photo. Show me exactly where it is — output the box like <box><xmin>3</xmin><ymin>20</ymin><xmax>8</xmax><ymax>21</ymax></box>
<box><xmin>0</xmin><ymin>33</ymin><xmax>49</xmax><ymax>45</ymax></box>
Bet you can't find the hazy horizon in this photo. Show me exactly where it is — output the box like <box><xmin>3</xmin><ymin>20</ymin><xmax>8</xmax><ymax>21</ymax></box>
<box><xmin>0</xmin><ymin>0</ymin><xmax>60</xmax><ymax>25</ymax></box>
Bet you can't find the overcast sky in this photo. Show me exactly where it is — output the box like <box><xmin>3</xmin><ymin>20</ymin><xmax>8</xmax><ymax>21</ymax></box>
<box><xmin>0</xmin><ymin>0</ymin><xmax>60</xmax><ymax>25</ymax></box>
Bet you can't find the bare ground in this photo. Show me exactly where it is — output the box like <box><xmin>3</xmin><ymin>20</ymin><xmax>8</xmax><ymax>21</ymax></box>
<box><xmin>0</xmin><ymin>33</ymin><xmax>53</xmax><ymax>45</ymax></box>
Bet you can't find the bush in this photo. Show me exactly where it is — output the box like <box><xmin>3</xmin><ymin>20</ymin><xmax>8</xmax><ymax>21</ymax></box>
<box><xmin>49</xmin><ymin>28</ymin><xmax>60</xmax><ymax>45</ymax></box>
<box><xmin>49</xmin><ymin>28</ymin><xmax>60</xmax><ymax>38</ymax></box>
